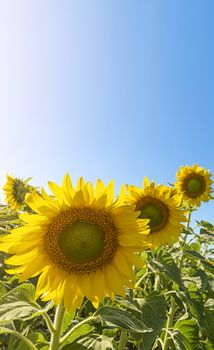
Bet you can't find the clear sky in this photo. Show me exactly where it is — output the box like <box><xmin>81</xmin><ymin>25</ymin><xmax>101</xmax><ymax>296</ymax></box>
<box><xmin>0</xmin><ymin>0</ymin><xmax>213</xmax><ymax>223</ymax></box>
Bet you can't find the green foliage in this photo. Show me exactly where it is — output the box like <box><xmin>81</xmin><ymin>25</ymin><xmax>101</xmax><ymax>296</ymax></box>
<box><xmin>96</xmin><ymin>306</ymin><xmax>152</xmax><ymax>333</ymax></box>
<box><xmin>0</xmin><ymin>201</ymin><xmax>214</xmax><ymax>350</ymax></box>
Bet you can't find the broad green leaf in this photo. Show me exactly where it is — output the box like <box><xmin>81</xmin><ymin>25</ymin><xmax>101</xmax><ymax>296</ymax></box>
<box><xmin>183</xmin><ymin>269</ymin><xmax>209</xmax><ymax>291</ymax></box>
<box><xmin>172</xmin><ymin>329</ymin><xmax>192</xmax><ymax>350</ymax></box>
<box><xmin>116</xmin><ymin>296</ymin><xmax>140</xmax><ymax>312</ymax></box>
<box><xmin>61</xmin><ymin>335</ymin><xmax>114</xmax><ymax>350</ymax></box>
<box><xmin>203</xmin><ymin>339</ymin><xmax>214</xmax><ymax>350</ymax></box>
<box><xmin>17</xmin><ymin>332</ymin><xmax>49</xmax><ymax>350</ymax></box>
<box><xmin>61</xmin><ymin>310</ymin><xmax>76</xmax><ymax>335</ymax></box>
<box><xmin>96</xmin><ymin>306</ymin><xmax>151</xmax><ymax>333</ymax></box>
<box><xmin>149</xmin><ymin>251</ymin><xmax>184</xmax><ymax>288</ymax></box>
<box><xmin>188</xmin><ymin>242</ymin><xmax>201</xmax><ymax>253</ymax></box>
<box><xmin>173</xmin><ymin>318</ymin><xmax>200</xmax><ymax>350</ymax></box>
<box><xmin>198</xmin><ymin>221</ymin><xmax>214</xmax><ymax>230</ymax></box>
<box><xmin>0</xmin><ymin>283</ymin><xmax>50</xmax><ymax>323</ymax></box>
<box><xmin>60</xmin><ymin>323</ymin><xmax>94</xmax><ymax>347</ymax></box>
<box><xmin>0</xmin><ymin>282</ymin><xmax>7</xmax><ymax>298</ymax></box>
<box><xmin>0</xmin><ymin>228</ymin><xmax>10</xmax><ymax>234</ymax></box>
<box><xmin>0</xmin><ymin>300</ymin><xmax>39</xmax><ymax>322</ymax></box>
<box><xmin>199</xmin><ymin>228</ymin><xmax>214</xmax><ymax>242</ymax></box>
<box><xmin>201</xmin><ymin>260</ymin><xmax>214</xmax><ymax>275</ymax></box>
<box><xmin>135</xmin><ymin>293</ymin><xmax>166</xmax><ymax>350</ymax></box>
<box><xmin>180</xmin><ymin>291</ymin><xmax>205</xmax><ymax>328</ymax></box>
<box><xmin>204</xmin><ymin>299</ymin><xmax>214</xmax><ymax>343</ymax></box>
<box><xmin>116</xmin><ymin>293</ymin><xmax>167</xmax><ymax>349</ymax></box>
<box><xmin>0</xmin><ymin>283</ymin><xmax>36</xmax><ymax>305</ymax></box>
<box><xmin>183</xmin><ymin>250</ymin><xmax>205</xmax><ymax>261</ymax></box>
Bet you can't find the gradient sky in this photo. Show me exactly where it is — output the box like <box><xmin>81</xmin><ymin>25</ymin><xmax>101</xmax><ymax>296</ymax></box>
<box><xmin>0</xmin><ymin>0</ymin><xmax>213</xmax><ymax>223</ymax></box>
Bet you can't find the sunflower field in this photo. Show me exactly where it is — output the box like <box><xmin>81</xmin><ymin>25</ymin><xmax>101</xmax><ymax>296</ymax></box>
<box><xmin>0</xmin><ymin>165</ymin><xmax>213</xmax><ymax>350</ymax></box>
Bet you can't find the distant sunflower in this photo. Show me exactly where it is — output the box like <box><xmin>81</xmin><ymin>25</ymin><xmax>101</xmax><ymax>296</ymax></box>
<box><xmin>3</xmin><ymin>175</ymin><xmax>32</xmax><ymax>211</ymax></box>
<box><xmin>126</xmin><ymin>178</ymin><xmax>186</xmax><ymax>248</ymax></box>
<box><xmin>0</xmin><ymin>174</ymin><xmax>149</xmax><ymax>310</ymax></box>
<box><xmin>175</xmin><ymin>164</ymin><xmax>213</xmax><ymax>207</ymax></box>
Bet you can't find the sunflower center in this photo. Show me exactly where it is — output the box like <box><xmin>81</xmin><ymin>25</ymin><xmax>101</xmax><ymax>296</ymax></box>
<box><xmin>59</xmin><ymin>221</ymin><xmax>105</xmax><ymax>263</ymax></box>
<box><xmin>45</xmin><ymin>207</ymin><xmax>118</xmax><ymax>274</ymax></box>
<box><xmin>183</xmin><ymin>174</ymin><xmax>205</xmax><ymax>198</ymax></box>
<box><xmin>136</xmin><ymin>197</ymin><xmax>168</xmax><ymax>232</ymax></box>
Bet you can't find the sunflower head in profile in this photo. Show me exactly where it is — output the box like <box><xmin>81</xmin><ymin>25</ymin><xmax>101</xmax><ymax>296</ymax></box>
<box><xmin>175</xmin><ymin>164</ymin><xmax>213</xmax><ymax>207</ymax></box>
<box><xmin>0</xmin><ymin>174</ymin><xmax>149</xmax><ymax>310</ymax></box>
<box><xmin>3</xmin><ymin>175</ymin><xmax>33</xmax><ymax>211</ymax></box>
<box><xmin>126</xmin><ymin>177</ymin><xmax>187</xmax><ymax>248</ymax></box>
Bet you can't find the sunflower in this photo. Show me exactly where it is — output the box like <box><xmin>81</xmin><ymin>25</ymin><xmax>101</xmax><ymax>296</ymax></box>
<box><xmin>0</xmin><ymin>174</ymin><xmax>149</xmax><ymax>310</ymax></box>
<box><xmin>126</xmin><ymin>178</ymin><xmax>186</xmax><ymax>248</ymax></box>
<box><xmin>175</xmin><ymin>164</ymin><xmax>213</xmax><ymax>207</ymax></box>
<box><xmin>3</xmin><ymin>175</ymin><xmax>32</xmax><ymax>211</ymax></box>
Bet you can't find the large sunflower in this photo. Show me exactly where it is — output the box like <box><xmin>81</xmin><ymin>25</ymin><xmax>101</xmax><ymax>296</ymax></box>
<box><xmin>126</xmin><ymin>178</ymin><xmax>186</xmax><ymax>248</ymax></box>
<box><xmin>3</xmin><ymin>175</ymin><xmax>32</xmax><ymax>211</ymax></box>
<box><xmin>0</xmin><ymin>174</ymin><xmax>149</xmax><ymax>310</ymax></box>
<box><xmin>175</xmin><ymin>164</ymin><xmax>213</xmax><ymax>207</ymax></box>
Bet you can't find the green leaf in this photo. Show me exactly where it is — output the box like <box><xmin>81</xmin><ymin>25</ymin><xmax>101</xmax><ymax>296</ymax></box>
<box><xmin>183</xmin><ymin>250</ymin><xmax>205</xmax><ymax>261</ymax></box>
<box><xmin>61</xmin><ymin>335</ymin><xmax>114</xmax><ymax>350</ymax></box>
<box><xmin>61</xmin><ymin>310</ymin><xmax>76</xmax><ymax>335</ymax></box>
<box><xmin>60</xmin><ymin>324</ymin><xmax>94</xmax><ymax>347</ymax></box>
<box><xmin>0</xmin><ymin>283</ymin><xmax>45</xmax><ymax>323</ymax></box>
<box><xmin>149</xmin><ymin>251</ymin><xmax>184</xmax><ymax>288</ymax></box>
<box><xmin>201</xmin><ymin>260</ymin><xmax>214</xmax><ymax>275</ymax></box>
<box><xmin>199</xmin><ymin>228</ymin><xmax>214</xmax><ymax>242</ymax></box>
<box><xmin>0</xmin><ymin>228</ymin><xmax>10</xmax><ymax>235</ymax></box>
<box><xmin>0</xmin><ymin>282</ymin><xmax>7</xmax><ymax>298</ymax></box>
<box><xmin>183</xmin><ymin>269</ymin><xmax>209</xmax><ymax>291</ymax></box>
<box><xmin>204</xmin><ymin>299</ymin><xmax>214</xmax><ymax>343</ymax></box>
<box><xmin>203</xmin><ymin>339</ymin><xmax>214</xmax><ymax>350</ymax></box>
<box><xmin>188</xmin><ymin>242</ymin><xmax>201</xmax><ymax>253</ymax></box>
<box><xmin>135</xmin><ymin>293</ymin><xmax>167</xmax><ymax>350</ymax></box>
<box><xmin>173</xmin><ymin>318</ymin><xmax>200</xmax><ymax>350</ymax></box>
<box><xmin>0</xmin><ymin>301</ymin><xmax>39</xmax><ymax>323</ymax></box>
<box><xmin>96</xmin><ymin>306</ymin><xmax>152</xmax><ymax>333</ymax></box>
<box><xmin>0</xmin><ymin>283</ymin><xmax>36</xmax><ymax>305</ymax></box>
<box><xmin>198</xmin><ymin>221</ymin><xmax>214</xmax><ymax>230</ymax></box>
<box><xmin>180</xmin><ymin>291</ymin><xmax>205</xmax><ymax>328</ymax></box>
<box><xmin>16</xmin><ymin>332</ymin><xmax>49</xmax><ymax>350</ymax></box>
<box><xmin>172</xmin><ymin>329</ymin><xmax>193</xmax><ymax>350</ymax></box>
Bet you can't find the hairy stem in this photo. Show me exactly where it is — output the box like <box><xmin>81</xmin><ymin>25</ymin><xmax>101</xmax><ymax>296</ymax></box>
<box><xmin>183</xmin><ymin>209</ymin><xmax>192</xmax><ymax>244</ymax></box>
<box><xmin>42</xmin><ymin>312</ymin><xmax>56</xmax><ymax>334</ymax></box>
<box><xmin>154</xmin><ymin>273</ymin><xmax>161</xmax><ymax>291</ymax></box>
<box><xmin>118</xmin><ymin>331</ymin><xmax>128</xmax><ymax>350</ymax></box>
<box><xmin>162</xmin><ymin>299</ymin><xmax>175</xmax><ymax>350</ymax></box>
<box><xmin>49</xmin><ymin>301</ymin><xmax>65</xmax><ymax>350</ymax></box>
<box><xmin>7</xmin><ymin>334</ymin><xmax>15</xmax><ymax>350</ymax></box>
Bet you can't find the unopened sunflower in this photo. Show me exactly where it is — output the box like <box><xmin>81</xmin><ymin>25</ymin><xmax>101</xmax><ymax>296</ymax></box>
<box><xmin>126</xmin><ymin>178</ymin><xmax>186</xmax><ymax>248</ymax></box>
<box><xmin>0</xmin><ymin>174</ymin><xmax>149</xmax><ymax>310</ymax></box>
<box><xmin>175</xmin><ymin>164</ymin><xmax>213</xmax><ymax>207</ymax></box>
<box><xmin>3</xmin><ymin>175</ymin><xmax>32</xmax><ymax>211</ymax></box>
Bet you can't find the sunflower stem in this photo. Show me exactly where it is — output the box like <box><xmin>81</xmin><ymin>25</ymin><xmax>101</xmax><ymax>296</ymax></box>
<box><xmin>154</xmin><ymin>273</ymin><xmax>161</xmax><ymax>291</ymax></box>
<box><xmin>179</xmin><ymin>209</ymin><xmax>192</xmax><ymax>270</ymax></box>
<box><xmin>7</xmin><ymin>334</ymin><xmax>15</xmax><ymax>350</ymax></box>
<box><xmin>49</xmin><ymin>301</ymin><xmax>65</xmax><ymax>350</ymax></box>
<box><xmin>42</xmin><ymin>312</ymin><xmax>56</xmax><ymax>334</ymax></box>
<box><xmin>162</xmin><ymin>298</ymin><xmax>175</xmax><ymax>350</ymax></box>
<box><xmin>183</xmin><ymin>209</ymin><xmax>192</xmax><ymax>244</ymax></box>
<box><xmin>118</xmin><ymin>331</ymin><xmax>128</xmax><ymax>350</ymax></box>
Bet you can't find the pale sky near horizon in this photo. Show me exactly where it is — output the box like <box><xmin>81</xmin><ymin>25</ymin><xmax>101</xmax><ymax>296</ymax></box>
<box><xmin>0</xmin><ymin>0</ymin><xmax>213</xmax><ymax>224</ymax></box>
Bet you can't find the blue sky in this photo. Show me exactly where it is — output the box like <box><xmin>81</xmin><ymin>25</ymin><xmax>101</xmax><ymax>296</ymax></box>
<box><xmin>0</xmin><ymin>1</ymin><xmax>213</xmax><ymax>223</ymax></box>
